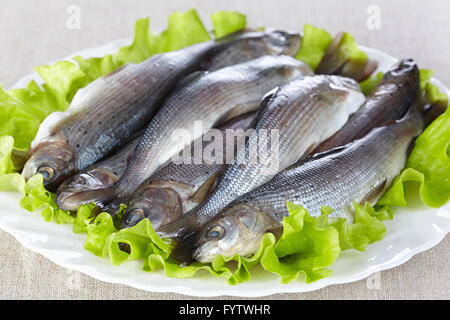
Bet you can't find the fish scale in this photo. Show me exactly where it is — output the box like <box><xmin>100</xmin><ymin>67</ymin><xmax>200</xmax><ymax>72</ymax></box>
<box><xmin>159</xmin><ymin>75</ymin><xmax>367</xmax><ymax>263</ymax></box>
<box><xmin>64</xmin><ymin>55</ymin><xmax>312</xmax><ymax>211</ymax></box>
<box><xmin>313</xmin><ymin>58</ymin><xmax>419</xmax><ymax>153</ymax></box>
<box><xmin>113</xmin><ymin>55</ymin><xmax>313</xmax><ymax>196</ymax></box>
<box><xmin>23</xmin><ymin>29</ymin><xmax>302</xmax><ymax>190</ymax></box>
<box><xmin>120</xmin><ymin>112</ymin><xmax>256</xmax><ymax>230</ymax></box>
<box><xmin>235</xmin><ymin>111</ymin><xmax>422</xmax><ymax>222</ymax></box>
<box><xmin>193</xmin><ymin>108</ymin><xmax>424</xmax><ymax>262</ymax></box>
<box><xmin>193</xmin><ymin>76</ymin><xmax>361</xmax><ymax>223</ymax></box>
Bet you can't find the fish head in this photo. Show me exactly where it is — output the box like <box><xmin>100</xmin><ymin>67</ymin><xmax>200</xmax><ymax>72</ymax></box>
<box><xmin>383</xmin><ymin>58</ymin><xmax>419</xmax><ymax>88</ymax></box>
<box><xmin>193</xmin><ymin>204</ymin><xmax>274</xmax><ymax>263</ymax></box>
<box><xmin>121</xmin><ymin>185</ymin><xmax>183</xmax><ymax>230</ymax></box>
<box><xmin>56</xmin><ymin>168</ymin><xmax>119</xmax><ymax>211</ymax></box>
<box><xmin>236</xmin><ymin>30</ymin><xmax>301</xmax><ymax>58</ymax></box>
<box><xmin>262</xmin><ymin>29</ymin><xmax>302</xmax><ymax>56</ymax></box>
<box><xmin>22</xmin><ymin>139</ymin><xmax>76</xmax><ymax>191</ymax></box>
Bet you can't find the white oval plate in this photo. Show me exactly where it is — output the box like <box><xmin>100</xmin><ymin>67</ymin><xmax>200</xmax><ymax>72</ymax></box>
<box><xmin>1</xmin><ymin>39</ymin><xmax>449</xmax><ymax>297</ymax></box>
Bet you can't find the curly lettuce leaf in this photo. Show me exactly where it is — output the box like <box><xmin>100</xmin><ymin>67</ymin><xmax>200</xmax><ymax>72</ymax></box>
<box><xmin>0</xmin><ymin>136</ymin><xmax>15</xmax><ymax>174</ymax></box>
<box><xmin>20</xmin><ymin>174</ymin><xmax>75</xmax><ymax>223</ymax></box>
<box><xmin>295</xmin><ymin>24</ymin><xmax>333</xmax><ymax>70</ymax></box>
<box><xmin>360</xmin><ymin>71</ymin><xmax>383</xmax><ymax>96</ymax></box>
<box><xmin>259</xmin><ymin>203</ymin><xmax>340</xmax><ymax>283</ymax></box>
<box><xmin>379</xmin><ymin>105</ymin><xmax>450</xmax><ymax>207</ymax></box>
<box><xmin>211</xmin><ymin>11</ymin><xmax>247</xmax><ymax>38</ymax></box>
<box><xmin>0</xmin><ymin>136</ymin><xmax>25</xmax><ymax>192</ymax></box>
<box><xmin>329</xmin><ymin>202</ymin><xmax>388</xmax><ymax>251</ymax></box>
<box><xmin>83</xmin><ymin>201</ymin><xmax>388</xmax><ymax>285</ymax></box>
<box><xmin>315</xmin><ymin>31</ymin><xmax>370</xmax><ymax>81</ymax></box>
<box><xmin>378</xmin><ymin>70</ymin><xmax>449</xmax><ymax>207</ymax></box>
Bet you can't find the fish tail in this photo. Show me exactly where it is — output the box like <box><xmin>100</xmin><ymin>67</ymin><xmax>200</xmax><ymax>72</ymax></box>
<box><xmin>170</xmin><ymin>231</ymin><xmax>198</xmax><ymax>265</ymax></box>
<box><xmin>103</xmin><ymin>198</ymin><xmax>127</xmax><ymax>216</ymax></box>
<box><xmin>157</xmin><ymin>215</ymin><xmax>200</xmax><ymax>264</ymax></box>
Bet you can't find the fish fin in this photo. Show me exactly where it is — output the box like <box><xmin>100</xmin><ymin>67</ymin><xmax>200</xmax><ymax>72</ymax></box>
<box><xmin>360</xmin><ymin>178</ymin><xmax>387</xmax><ymax>205</ymax></box>
<box><xmin>358</xmin><ymin>58</ymin><xmax>379</xmax><ymax>82</ymax></box>
<box><xmin>157</xmin><ymin>216</ymin><xmax>199</xmax><ymax>264</ymax></box>
<box><xmin>315</xmin><ymin>32</ymin><xmax>345</xmax><ymax>75</ymax></box>
<box><xmin>170</xmin><ymin>230</ymin><xmax>198</xmax><ymax>265</ymax></box>
<box><xmin>317</xmin><ymin>90</ymin><xmax>349</xmax><ymax>104</ymax></box>
<box><xmin>290</xmin><ymin>144</ymin><xmax>349</xmax><ymax>168</ymax></box>
<box><xmin>188</xmin><ymin>172</ymin><xmax>221</xmax><ymax>206</ymax></box>
<box><xmin>103</xmin><ymin>197</ymin><xmax>126</xmax><ymax>216</ymax></box>
<box><xmin>248</xmin><ymin>87</ymin><xmax>280</xmax><ymax>130</ymax></box>
<box><xmin>174</xmin><ymin>70</ymin><xmax>206</xmax><ymax>89</ymax></box>
<box><xmin>424</xmin><ymin>101</ymin><xmax>448</xmax><ymax>126</ymax></box>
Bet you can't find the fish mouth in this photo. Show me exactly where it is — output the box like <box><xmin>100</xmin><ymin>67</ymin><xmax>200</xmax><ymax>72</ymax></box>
<box><xmin>56</xmin><ymin>185</ymin><xmax>116</xmax><ymax>212</ymax></box>
<box><xmin>390</xmin><ymin>58</ymin><xmax>417</xmax><ymax>77</ymax></box>
<box><xmin>22</xmin><ymin>140</ymin><xmax>76</xmax><ymax>191</ymax></box>
<box><xmin>56</xmin><ymin>190</ymin><xmax>84</xmax><ymax>212</ymax></box>
<box><xmin>56</xmin><ymin>169</ymin><xmax>119</xmax><ymax>211</ymax></box>
<box><xmin>270</xmin><ymin>29</ymin><xmax>302</xmax><ymax>56</ymax></box>
<box><xmin>56</xmin><ymin>188</ymin><xmax>107</xmax><ymax>212</ymax></box>
<box><xmin>121</xmin><ymin>186</ymin><xmax>184</xmax><ymax>230</ymax></box>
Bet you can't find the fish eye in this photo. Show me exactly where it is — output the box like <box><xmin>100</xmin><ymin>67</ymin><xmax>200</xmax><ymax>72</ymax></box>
<box><xmin>37</xmin><ymin>165</ymin><xmax>55</xmax><ymax>182</ymax></box>
<box><xmin>270</xmin><ymin>31</ymin><xmax>289</xmax><ymax>45</ymax></box>
<box><xmin>124</xmin><ymin>208</ymin><xmax>146</xmax><ymax>226</ymax></box>
<box><xmin>206</xmin><ymin>225</ymin><xmax>225</xmax><ymax>239</ymax></box>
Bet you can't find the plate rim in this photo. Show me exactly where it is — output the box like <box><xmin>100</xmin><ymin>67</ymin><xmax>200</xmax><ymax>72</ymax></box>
<box><xmin>1</xmin><ymin>39</ymin><xmax>449</xmax><ymax>297</ymax></box>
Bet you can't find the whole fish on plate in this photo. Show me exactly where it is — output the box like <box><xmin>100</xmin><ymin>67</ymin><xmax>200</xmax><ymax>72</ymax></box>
<box><xmin>158</xmin><ymin>75</ymin><xmax>367</xmax><ymax>262</ymax></box>
<box><xmin>193</xmin><ymin>107</ymin><xmax>424</xmax><ymax>262</ymax></box>
<box><xmin>55</xmin><ymin>132</ymin><xmax>142</xmax><ymax>211</ymax></box>
<box><xmin>69</xmin><ymin>55</ymin><xmax>313</xmax><ymax>212</ymax></box>
<box><xmin>121</xmin><ymin>112</ymin><xmax>256</xmax><ymax>230</ymax></box>
<box><xmin>314</xmin><ymin>58</ymin><xmax>419</xmax><ymax>153</ymax></box>
<box><xmin>22</xmin><ymin>30</ymin><xmax>302</xmax><ymax>191</ymax></box>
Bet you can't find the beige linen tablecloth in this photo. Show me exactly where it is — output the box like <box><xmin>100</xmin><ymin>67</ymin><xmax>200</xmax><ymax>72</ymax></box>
<box><xmin>0</xmin><ymin>0</ymin><xmax>449</xmax><ymax>299</ymax></box>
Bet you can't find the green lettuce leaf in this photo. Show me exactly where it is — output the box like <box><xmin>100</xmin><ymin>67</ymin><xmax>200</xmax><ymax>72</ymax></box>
<box><xmin>0</xmin><ymin>135</ymin><xmax>25</xmax><ymax>192</ymax></box>
<box><xmin>379</xmin><ymin>69</ymin><xmax>449</xmax><ymax>207</ymax></box>
<box><xmin>20</xmin><ymin>174</ymin><xmax>75</xmax><ymax>223</ymax></box>
<box><xmin>0</xmin><ymin>136</ymin><xmax>15</xmax><ymax>174</ymax></box>
<box><xmin>360</xmin><ymin>72</ymin><xmax>383</xmax><ymax>96</ymax></box>
<box><xmin>259</xmin><ymin>203</ymin><xmax>340</xmax><ymax>283</ymax></box>
<box><xmin>211</xmin><ymin>11</ymin><xmax>247</xmax><ymax>38</ymax></box>
<box><xmin>315</xmin><ymin>31</ymin><xmax>369</xmax><ymax>81</ymax></box>
<box><xmin>82</xmin><ymin>201</ymin><xmax>388</xmax><ymax>285</ymax></box>
<box><xmin>379</xmin><ymin>105</ymin><xmax>450</xmax><ymax>207</ymax></box>
<box><xmin>295</xmin><ymin>24</ymin><xmax>333</xmax><ymax>70</ymax></box>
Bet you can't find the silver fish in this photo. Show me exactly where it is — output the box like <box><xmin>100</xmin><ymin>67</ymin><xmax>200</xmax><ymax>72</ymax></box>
<box><xmin>70</xmin><ymin>55</ymin><xmax>313</xmax><ymax>212</ymax></box>
<box><xmin>194</xmin><ymin>107</ymin><xmax>424</xmax><ymax>262</ymax></box>
<box><xmin>121</xmin><ymin>112</ymin><xmax>256</xmax><ymax>230</ymax></box>
<box><xmin>22</xmin><ymin>30</ymin><xmax>302</xmax><ymax>191</ymax></box>
<box><xmin>314</xmin><ymin>58</ymin><xmax>419</xmax><ymax>153</ymax></box>
<box><xmin>55</xmin><ymin>132</ymin><xmax>142</xmax><ymax>211</ymax></box>
<box><xmin>159</xmin><ymin>75</ymin><xmax>366</xmax><ymax>263</ymax></box>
